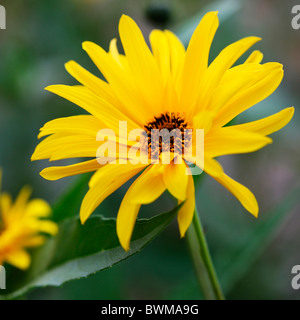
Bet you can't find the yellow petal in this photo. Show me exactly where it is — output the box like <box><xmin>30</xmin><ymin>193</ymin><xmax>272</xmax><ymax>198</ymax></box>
<box><xmin>108</xmin><ymin>38</ymin><xmax>129</xmax><ymax>68</ymax></box>
<box><xmin>205</xmin><ymin>127</ymin><xmax>272</xmax><ymax>158</ymax></box>
<box><xmin>203</xmin><ymin>157</ymin><xmax>224</xmax><ymax>178</ymax></box>
<box><xmin>38</xmin><ymin>115</ymin><xmax>101</xmax><ymax>139</ymax></box>
<box><xmin>192</xmin><ymin>110</ymin><xmax>215</xmax><ymax>132</ymax></box>
<box><xmin>219</xmin><ymin>62</ymin><xmax>264</xmax><ymax>86</ymax></box>
<box><xmin>109</xmin><ymin>38</ymin><xmax>123</xmax><ymax>66</ymax></box>
<box><xmin>117</xmin><ymin>202</ymin><xmax>140</xmax><ymax>252</ymax></box>
<box><xmin>149</xmin><ymin>32</ymin><xmax>181</xmax><ymax>113</ymax></box>
<box><xmin>164</xmin><ymin>30</ymin><xmax>185</xmax><ymax>91</ymax></box>
<box><xmin>245</xmin><ymin>50</ymin><xmax>263</xmax><ymax>64</ymax></box>
<box><xmin>127</xmin><ymin>165</ymin><xmax>166</xmax><ymax>204</ymax></box>
<box><xmin>208</xmin><ymin>71</ymin><xmax>259</xmax><ymax>113</ymax></box>
<box><xmin>64</xmin><ymin>60</ymin><xmax>116</xmax><ymax>105</ymax></box>
<box><xmin>5</xmin><ymin>249</ymin><xmax>31</xmax><ymax>270</ymax></box>
<box><xmin>119</xmin><ymin>15</ymin><xmax>163</xmax><ymax>113</ymax></box>
<box><xmin>35</xmin><ymin>133</ymin><xmax>132</xmax><ymax>163</ymax></box>
<box><xmin>195</xmin><ymin>36</ymin><xmax>261</xmax><ymax>112</ymax></box>
<box><xmin>37</xmin><ymin>220</ymin><xmax>58</xmax><ymax>236</ymax></box>
<box><xmin>177</xmin><ymin>172</ymin><xmax>195</xmax><ymax>237</ymax></box>
<box><xmin>82</xmin><ymin>41</ymin><xmax>154</xmax><ymax>124</ymax></box>
<box><xmin>179</xmin><ymin>11</ymin><xmax>219</xmax><ymax>111</ymax></box>
<box><xmin>184</xmin><ymin>154</ymin><xmax>223</xmax><ymax>179</ymax></box>
<box><xmin>80</xmin><ymin>163</ymin><xmax>146</xmax><ymax>224</ymax></box>
<box><xmin>149</xmin><ymin>29</ymin><xmax>170</xmax><ymax>84</ymax></box>
<box><xmin>229</xmin><ymin>107</ymin><xmax>295</xmax><ymax>136</ymax></box>
<box><xmin>37</xmin><ymin>115</ymin><xmax>137</xmax><ymax>152</ymax></box>
<box><xmin>25</xmin><ymin>199</ymin><xmax>51</xmax><ymax>218</ymax></box>
<box><xmin>23</xmin><ymin>236</ymin><xmax>46</xmax><ymax>247</ymax></box>
<box><xmin>209</xmin><ymin>36</ymin><xmax>261</xmax><ymax>76</ymax></box>
<box><xmin>45</xmin><ymin>85</ymin><xmax>138</xmax><ymax>131</ymax></box>
<box><xmin>214</xmin><ymin>63</ymin><xmax>284</xmax><ymax>127</ymax></box>
<box><xmin>40</xmin><ymin>159</ymin><xmax>101</xmax><ymax>181</ymax></box>
<box><xmin>0</xmin><ymin>192</ymin><xmax>12</xmax><ymax>220</ymax></box>
<box><xmin>203</xmin><ymin>157</ymin><xmax>258</xmax><ymax>217</ymax></box>
<box><xmin>210</xmin><ymin>173</ymin><xmax>259</xmax><ymax>217</ymax></box>
<box><xmin>161</xmin><ymin>71</ymin><xmax>179</xmax><ymax>114</ymax></box>
<box><xmin>32</xmin><ymin>133</ymin><xmax>101</xmax><ymax>161</ymax></box>
<box><xmin>116</xmin><ymin>164</ymin><xmax>165</xmax><ymax>251</ymax></box>
<box><xmin>163</xmin><ymin>161</ymin><xmax>188</xmax><ymax>201</ymax></box>
<box><xmin>12</xmin><ymin>186</ymin><xmax>32</xmax><ymax>214</ymax></box>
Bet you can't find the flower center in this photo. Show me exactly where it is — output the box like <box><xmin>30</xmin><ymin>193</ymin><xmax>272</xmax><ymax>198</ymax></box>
<box><xmin>143</xmin><ymin>112</ymin><xmax>191</xmax><ymax>158</ymax></box>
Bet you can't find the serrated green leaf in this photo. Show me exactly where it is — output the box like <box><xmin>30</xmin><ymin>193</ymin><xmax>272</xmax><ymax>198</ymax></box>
<box><xmin>0</xmin><ymin>205</ymin><xmax>179</xmax><ymax>300</ymax></box>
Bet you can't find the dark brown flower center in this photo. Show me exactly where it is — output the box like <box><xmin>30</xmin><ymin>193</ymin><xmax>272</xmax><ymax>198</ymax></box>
<box><xmin>143</xmin><ymin>112</ymin><xmax>191</xmax><ymax>159</ymax></box>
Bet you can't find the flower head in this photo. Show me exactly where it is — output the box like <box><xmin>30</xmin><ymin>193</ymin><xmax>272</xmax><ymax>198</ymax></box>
<box><xmin>0</xmin><ymin>170</ymin><xmax>58</xmax><ymax>269</ymax></box>
<box><xmin>32</xmin><ymin>12</ymin><xmax>294</xmax><ymax>251</ymax></box>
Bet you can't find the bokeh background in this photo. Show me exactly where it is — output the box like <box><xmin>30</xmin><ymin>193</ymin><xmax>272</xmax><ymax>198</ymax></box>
<box><xmin>0</xmin><ymin>0</ymin><xmax>299</xmax><ymax>299</ymax></box>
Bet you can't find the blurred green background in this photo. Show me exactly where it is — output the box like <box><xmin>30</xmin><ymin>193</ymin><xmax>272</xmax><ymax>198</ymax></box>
<box><xmin>0</xmin><ymin>0</ymin><xmax>300</xmax><ymax>299</ymax></box>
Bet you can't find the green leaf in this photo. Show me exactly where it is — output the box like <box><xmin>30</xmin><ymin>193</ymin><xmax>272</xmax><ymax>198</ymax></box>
<box><xmin>0</xmin><ymin>206</ymin><xmax>179</xmax><ymax>300</ymax></box>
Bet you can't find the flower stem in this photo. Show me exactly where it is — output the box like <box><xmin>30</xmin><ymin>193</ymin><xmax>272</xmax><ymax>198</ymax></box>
<box><xmin>186</xmin><ymin>205</ymin><xmax>225</xmax><ymax>300</ymax></box>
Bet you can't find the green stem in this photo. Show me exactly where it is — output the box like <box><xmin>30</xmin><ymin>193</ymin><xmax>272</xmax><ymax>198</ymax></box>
<box><xmin>186</xmin><ymin>205</ymin><xmax>225</xmax><ymax>300</ymax></box>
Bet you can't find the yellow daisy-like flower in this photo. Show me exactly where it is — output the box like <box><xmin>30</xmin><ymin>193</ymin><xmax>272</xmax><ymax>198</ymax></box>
<box><xmin>0</xmin><ymin>171</ymin><xmax>58</xmax><ymax>269</ymax></box>
<box><xmin>32</xmin><ymin>12</ymin><xmax>294</xmax><ymax>251</ymax></box>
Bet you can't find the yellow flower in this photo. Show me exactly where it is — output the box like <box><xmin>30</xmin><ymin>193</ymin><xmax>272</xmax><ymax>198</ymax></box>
<box><xmin>0</xmin><ymin>170</ymin><xmax>58</xmax><ymax>269</ymax></box>
<box><xmin>32</xmin><ymin>12</ymin><xmax>294</xmax><ymax>251</ymax></box>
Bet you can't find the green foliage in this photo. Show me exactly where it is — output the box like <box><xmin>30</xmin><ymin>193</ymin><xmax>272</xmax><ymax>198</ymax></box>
<box><xmin>0</xmin><ymin>198</ymin><xmax>179</xmax><ymax>300</ymax></box>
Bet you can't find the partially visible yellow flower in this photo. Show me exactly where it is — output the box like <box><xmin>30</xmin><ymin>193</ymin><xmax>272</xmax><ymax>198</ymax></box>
<box><xmin>0</xmin><ymin>170</ymin><xmax>58</xmax><ymax>270</ymax></box>
<box><xmin>32</xmin><ymin>12</ymin><xmax>294</xmax><ymax>251</ymax></box>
